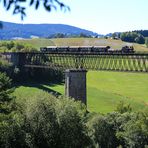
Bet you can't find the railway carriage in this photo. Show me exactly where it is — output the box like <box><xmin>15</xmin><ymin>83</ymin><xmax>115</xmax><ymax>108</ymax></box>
<box><xmin>40</xmin><ymin>45</ymin><xmax>134</xmax><ymax>53</ymax></box>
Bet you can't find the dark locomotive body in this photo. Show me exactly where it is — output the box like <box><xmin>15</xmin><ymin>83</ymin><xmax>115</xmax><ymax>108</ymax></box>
<box><xmin>40</xmin><ymin>45</ymin><xmax>134</xmax><ymax>53</ymax></box>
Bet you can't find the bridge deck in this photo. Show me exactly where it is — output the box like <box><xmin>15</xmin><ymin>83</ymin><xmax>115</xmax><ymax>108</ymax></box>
<box><xmin>1</xmin><ymin>52</ymin><xmax>148</xmax><ymax>72</ymax></box>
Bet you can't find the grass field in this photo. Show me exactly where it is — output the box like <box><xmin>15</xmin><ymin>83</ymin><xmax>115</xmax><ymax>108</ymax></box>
<box><xmin>6</xmin><ymin>38</ymin><xmax>147</xmax><ymax>52</ymax></box>
<box><xmin>14</xmin><ymin>38</ymin><xmax>55</xmax><ymax>50</ymax></box>
<box><xmin>87</xmin><ymin>71</ymin><xmax>148</xmax><ymax>112</ymax></box>
<box><xmin>51</xmin><ymin>38</ymin><xmax>148</xmax><ymax>52</ymax></box>
<box><xmin>14</xmin><ymin>71</ymin><xmax>148</xmax><ymax>113</ymax></box>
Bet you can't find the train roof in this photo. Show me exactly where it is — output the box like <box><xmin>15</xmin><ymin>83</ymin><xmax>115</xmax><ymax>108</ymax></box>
<box><xmin>93</xmin><ymin>46</ymin><xmax>110</xmax><ymax>48</ymax></box>
<box><xmin>57</xmin><ymin>46</ymin><xmax>69</xmax><ymax>48</ymax></box>
<box><xmin>79</xmin><ymin>46</ymin><xmax>93</xmax><ymax>48</ymax></box>
<box><xmin>41</xmin><ymin>46</ymin><xmax>110</xmax><ymax>49</ymax></box>
<box><xmin>44</xmin><ymin>46</ymin><xmax>57</xmax><ymax>48</ymax></box>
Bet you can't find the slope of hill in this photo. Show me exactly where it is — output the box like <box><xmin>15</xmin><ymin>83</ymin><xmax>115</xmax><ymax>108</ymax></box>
<box><xmin>51</xmin><ymin>38</ymin><xmax>148</xmax><ymax>51</ymax></box>
<box><xmin>0</xmin><ymin>38</ymin><xmax>147</xmax><ymax>51</ymax></box>
<box><xmin>0</xmin><ymin>21</ymin><xmax>98</xmax><ymax>40</ymax></box>
<box><xmin>14</xmin><ymin>38</ymin><xmax>55</xmax><ymax>50</ymax></box>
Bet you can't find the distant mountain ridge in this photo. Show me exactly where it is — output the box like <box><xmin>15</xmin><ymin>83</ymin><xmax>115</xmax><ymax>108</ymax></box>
<box><xmin>0</xmin><ymin>21</ymin><xmax>99</xmax><ymax>40</ymax></box>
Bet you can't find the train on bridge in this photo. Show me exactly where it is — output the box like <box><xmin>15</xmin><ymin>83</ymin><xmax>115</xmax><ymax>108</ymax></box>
<box><xmin>40</xmin><ymin>45</ymin><xmax>135</xmax><ymax>53</ymax></box>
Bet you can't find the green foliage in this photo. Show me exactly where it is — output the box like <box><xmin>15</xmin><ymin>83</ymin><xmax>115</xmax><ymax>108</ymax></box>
<box><xmin>49</xmin><ymin>33</ymin><xmax>66</xmax><ymax>38</ymax></box>
<box><xmin>48</xmin><ymin>33</ymin><xmax>93</xmax><ymax>38</ymax></box>
<box><xmin>55</xmin><ymin>97</ymin><xmax>90</xmax><ymax>148</ymax></box>
<box><xmin>0</xmin><ymin>72</ymin><xmax>14</xmax><ymax>114</ymax></box>
<box><xmin>79</xmin><ymin>33</ymin><xmax>92</xmax><ymax>38</ymax></box>
<box><xmin>115</xmin><ymin>101</ymin><xmax>132</xmax><ymax>114</ymax></box>
<box><xmin>145</xmin><ymin>37</ymin><xmax>148</xmax><ymax>48</ymax></box>
<box><xmin>0</xmin><ymin>113</ymin><xmax>26</xmax><ymax>148</ymax></box>
<box><xmin>87</xmin><ymin>113</ymin><xmax>120</xmax><ymax>148</ymax></box>
<box><xmin>0</xmin><ymin>55</ymin><xmax>12</xmax><ymax>70</ymax></box>
<box><xmin>135</xmin><ymin>35</ymin><xmax>145</xmax><ymax>44</ymax></box>
<box><xmin>112</xmin><ymin>33</ymin><xmax>117</xmax><ymax>39</ymax></box>
<box><xmin>0</xmin><ymin>91</ymin><xmax>91</xmax><ymax>148</ymax></box>
<box><xmin>133</xmin><ymin>30</ymin><xmax>148</xmax><ymax>37</ymax></box>
<box><xmin>0</xmin><ymin>41</ymin><xmax>37</xmax><ymax>52</ymax></box>
<box><xmin>117</xmin><ymin>111</ymin><xmax>148</xmax><ymax>148</ymax></box>
<box><xmin>21</xmin><ymin>92</ymin><xmax>59</xmax><ymax>148</ymax></box>
<box><xmin>120</xmin><ymin>32</ymin><xmax>145</xmax><ymax>44</ymax></box>
<box><xmin>87</xmin><ymin>110</ymin><xmax>148</xmax><ymax>148</ymax></box>
<box><xmin>1</xmin><ymin>86</ymin><xmax>148</xmax><ymax>148</ymax></box>
<box><xmin>1</xmin><ymin>0</ymin><xmax>69</xmax><ymax>20</ymax></box>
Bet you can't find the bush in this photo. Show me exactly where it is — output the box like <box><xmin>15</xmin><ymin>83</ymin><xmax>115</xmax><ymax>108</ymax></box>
<box><xmin>0</xmin><ymin>41</ymin><xmax>37</xmax><ymax>52</ymax></box>
<box><xmin>0</xmin><ymin>56</ymin><xmax>12</xmax><ymax>71</ymax></box>
<box><xmin>0</xmin><ymin>91</ymin><xmax>91</xmax><ymax>148</ymax></box>
<box><xmin>117</xmin><ymin>110</ymin><xmax>148</xmax><ymax>148</ymax></box>
<box><xmin>22</xmin><ymin>92</ymin><xmax>59</xmax><ymax>148</ymax></box>
<box><xmin>0</xmin><ymin>72</ymin><xmax>14</xmax><ymax>114</ymax></box>
<box><xmin>0</xmin><ymin>72</ymin><xmax>22</xmax><ymax>147</ymax></box>
<box><xmin>115</xmin><ymin>101</ymin><xmax>132</xmax><ymax>114</ymax></box>
<box><xmin>55</xmin><ymin>97</ymin><xmax>91</xmax><ymax>148</ymax></box>
<box><xmin>0</xmin><ymin>113</ymin><xmax>26</xmax><ymax>148</ymax></box>
<box><xmin>87</xmin><ymin>113</ymin><xmax>120</xmax><ymax>148</ymax></box>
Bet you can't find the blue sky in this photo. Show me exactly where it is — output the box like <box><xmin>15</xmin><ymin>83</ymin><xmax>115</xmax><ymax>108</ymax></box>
<box><xmin>0</xmin><ymin>0</ymin><xmax>147</xmax><ymax>34</ymax></box>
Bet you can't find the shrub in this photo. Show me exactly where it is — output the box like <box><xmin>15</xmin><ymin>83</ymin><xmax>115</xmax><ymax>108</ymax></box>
<box><xmin>9</xmin><ymin>92</ymin><xmax>91</xmax><ymax>148</ymax></box>
<box><xmin>0</xmin><ymin>41</ymin><xmax>37</xmax><ymax>52</ymax></box>
<box><xmin>117</xmin><ymin>110</ymin><xmax>148</xmax><ymax>148</ymax></box>
<box><xmin>87</xmin><ymin>113</ymin><xmax>120</xmax><ymax>148</ymax></box>
<box><xmin>115</xmin><ymin>101</ymin><xmax>132</xmax><ymax>114</ymax></box>
<box><xmin>55</xmin><ymin>97</ymin><xmax>91</xmax><ymax>148</ymax></box>
<box><xmin>0</xmin><ymin>72</ymin><xmax>14</xmax><ymax>114</ymax></box>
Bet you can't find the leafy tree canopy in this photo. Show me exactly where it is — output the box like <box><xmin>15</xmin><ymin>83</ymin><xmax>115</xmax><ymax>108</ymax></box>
<box><xmin>1</xmin><ymin>0</ymin><xmax>70</xmax><ymax>20</ymax></box>
<box><xmin>120</xmin><ymin>32</ymin><xmax>145</xmax><ymax>44</ymax></box>
<box><xmin>0</xmin><ymin>72</ymin><xmax>14</xmax><ymax>114</ymax></box>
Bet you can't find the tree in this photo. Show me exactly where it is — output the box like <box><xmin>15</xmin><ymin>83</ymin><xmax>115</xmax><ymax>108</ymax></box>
<box><xmin>55</xmin><ymin>97</ymin><xmax>91</xmax><ymax>148</ymax></box>
<box><xmin>134</xmin><ymin>34</ymin><xmax>145</xmax><ymax>44</ymax></box>
<box><xmin>120</xmin><ymin>31</ymin><xmax>145</xmax><ymax>44</ymax></box>
<box><xmin>112</xmin><ymin>33</ymin><xmax>117</xmax><ymax>39</ymax></box>
<box><xmin>0</xmin><ymin>91</ymin><xmax>91</xmax><ymax>148</ymax></box>
<box><xmin>145</xmin><ymin>37</ymin><xmax>148</xmax><ymax>48</ymax></box>
<box><xmin>0</xmin><ymin>72</ymin><xmax>14</xmax><ymax>114</ymax></box>
<box><xmin>49</xmin><ymin>33</ymin><xmax>66</xmax><ymax>38</ymax></box>
<box><xmin>116</xmin><ymin>111</ymin><xmax>148</xmax><ymax>148</ymax></box>
<box><xmin>0</xmin><ymin>0</ymin><xmax>70</xmax><ymax>20</ymax></box>
<box><xmin>79</xmin><ymin>33</ymin><xmax>92</xmax><ymax>38</ymax></box>
<box><xmin>87</xmin><ymin>114</ymin><xmax>120</xmax><ymax>148</ymax></box>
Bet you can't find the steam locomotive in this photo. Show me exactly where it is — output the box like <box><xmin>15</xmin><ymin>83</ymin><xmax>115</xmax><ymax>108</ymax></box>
<box><xmin>40</xmin><ymin>45</ymin><xmax>134</xmax><ymax>53</ymax></box>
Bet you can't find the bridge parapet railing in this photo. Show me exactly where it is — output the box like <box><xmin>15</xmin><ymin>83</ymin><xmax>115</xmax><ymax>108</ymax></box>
<box><xmin>1</xmin><ymin>52</ymin><xmax>148</xmax><ymax>72</ymax></box>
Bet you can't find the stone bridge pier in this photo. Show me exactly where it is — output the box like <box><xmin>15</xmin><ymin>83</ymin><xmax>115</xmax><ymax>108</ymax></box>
<box><xmin>65</xmin><ymin>69</ymin><xmax>87</xmax><ymax>105</ymax></box>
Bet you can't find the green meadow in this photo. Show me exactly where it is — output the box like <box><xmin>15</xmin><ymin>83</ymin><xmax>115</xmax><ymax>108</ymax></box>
<box><xmin>14</xmin><ymin>38</ymin><xmax>55</xmax><ymax>50</ymax></box>
<box><xmin>3</xmin><ymin>38</ymin><xmax>147</xmax><ymax>52</ymax></box>
<box><xmin>14</xmin><ymin>71</ymin><xmax>148</xmax><ymax>113</ymax></box>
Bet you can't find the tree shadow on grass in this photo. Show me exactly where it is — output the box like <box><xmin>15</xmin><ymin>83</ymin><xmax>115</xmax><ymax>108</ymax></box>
<box><xmin>13</xmin><ymin>81</ymin><xmax>64</xmax><ymax>97</ymax></box>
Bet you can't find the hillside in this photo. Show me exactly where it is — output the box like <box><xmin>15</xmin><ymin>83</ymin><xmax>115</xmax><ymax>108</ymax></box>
<box><xmin>0</xmin><ymin>38</ymin><xmax>147</xmax><ymax>51</ymax></box>
<box><xmin>0</xmin><ymin>21</ymin><xmax>98</xmax><ymax>40</ymax></box>
<box><xmin>51</xmin><ymin>38</ymin><xmax>148</xmax><ymax>51</ymax></box>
